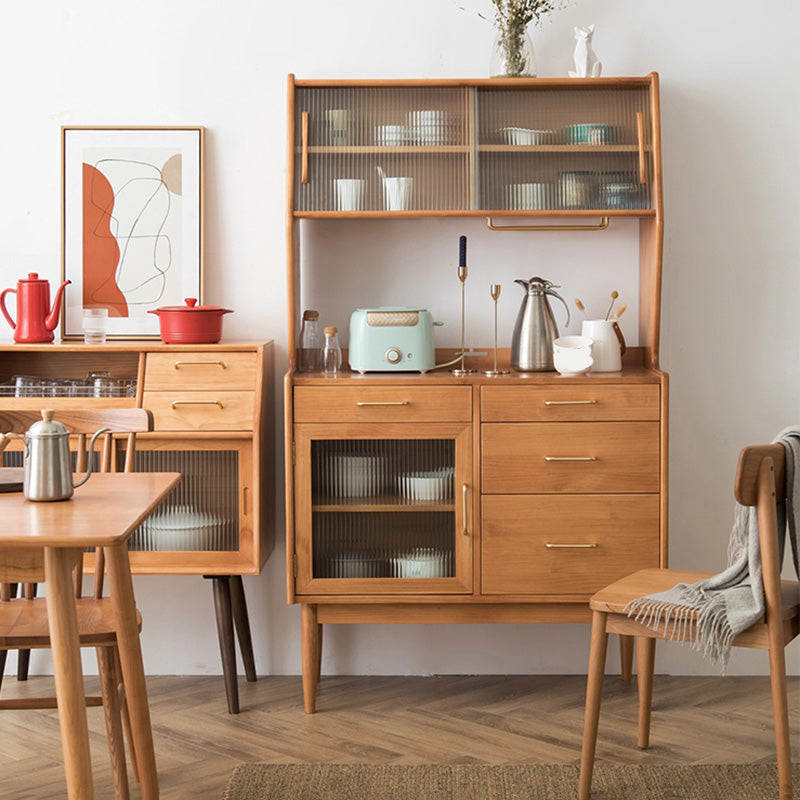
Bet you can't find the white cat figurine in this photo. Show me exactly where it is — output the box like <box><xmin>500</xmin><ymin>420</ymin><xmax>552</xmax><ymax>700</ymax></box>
<box><xmin>568</xmin><ymin>25</ymin><xmax>602</xmax><ymax>78</ymax></box>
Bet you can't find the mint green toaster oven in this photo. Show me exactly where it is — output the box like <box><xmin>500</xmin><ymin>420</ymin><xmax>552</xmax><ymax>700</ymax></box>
<box><xmin>348</xmin><ymin>307</ymin><xmax>437</xmax><ymax>373</ymax></box>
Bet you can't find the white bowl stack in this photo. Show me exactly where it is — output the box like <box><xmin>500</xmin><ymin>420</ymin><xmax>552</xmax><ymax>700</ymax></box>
<box><xmin>397</xmin><ymin>467</ymin><xmax>455</xmax><ymax>502</ymax></box>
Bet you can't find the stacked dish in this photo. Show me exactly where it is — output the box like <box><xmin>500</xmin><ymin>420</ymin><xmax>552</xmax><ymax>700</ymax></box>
<box><xmin>564</xmin><ymin>123</ymin><xmax>614</xmax><ymax>145</ymax></box>
<box><xmin>327</xmin><ymin>453</ymin><xmax>387</xmax><ymax>497</ymax></box>
<box><xmin>397</xmin><ymin>467</ymin><xmax>455</xmax><ymax>502</ymax></box>
<box><xmin>374</xmin><ymin>124</ymin><xmax>410</xmax><ymax>146</ymax></box>
<box><xmin>328</xmin><ymin>552</ymin><xmax>388</xmax><ymax>579</ymax></box>
<box><xmin>140</xmin><ymin>505</ymin><xmax>228</xmax><ymax>551</ymax></box>
<box><xmin>392</xmin><ymin>547</ymin><xmax>450</xmax><ymax>578</ymax></box>
<box><xmin>407</xmin><ymin>110</ymin><xmax>454</xmax><ymax>145</ymax></box>
<box><xmin>499</xmin><ymin>127</ymin><xmax>556</xmax><ymax>145</ymax></box>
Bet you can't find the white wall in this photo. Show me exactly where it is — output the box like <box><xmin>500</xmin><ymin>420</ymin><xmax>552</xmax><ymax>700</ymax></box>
<box><xmin>1</xmin><ymin>0</ymin><xmax>797</xmax><ymax>679</ymax></box>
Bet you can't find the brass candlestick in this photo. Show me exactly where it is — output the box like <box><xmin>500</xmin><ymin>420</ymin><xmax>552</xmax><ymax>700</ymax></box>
<box><xmin>452</xmin><ymin>236</ymin><xmax>476</xmax><ymax>375</ymax></box>
<box><xmin>484</xmin><ymin>283</ymin><xmax>509</xmax><ymax>376</ymax></box>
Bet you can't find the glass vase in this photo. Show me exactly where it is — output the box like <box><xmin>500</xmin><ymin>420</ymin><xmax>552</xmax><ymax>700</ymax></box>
<box><xmin>491</xmin><ymin>23</ymin><xmax>536</xmax><ymax>78</ymax></box>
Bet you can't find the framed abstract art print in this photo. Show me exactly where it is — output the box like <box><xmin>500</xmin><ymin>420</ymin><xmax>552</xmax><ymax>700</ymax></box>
<box><xmin>61</xmin><ymin>126</ymin><xmax>204</xmax><ymax>338</ymax></box>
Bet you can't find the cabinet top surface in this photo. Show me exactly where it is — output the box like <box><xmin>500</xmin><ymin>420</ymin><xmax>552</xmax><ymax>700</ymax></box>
<box><xmin>0</xmin><ymin>340</ymin><xmax>272</xmax><ymax>353</ymax></box>
<box><xmin>290</xmin><ymin>74</ymin><xmax>659</xmax><ymax>89</ymax></box>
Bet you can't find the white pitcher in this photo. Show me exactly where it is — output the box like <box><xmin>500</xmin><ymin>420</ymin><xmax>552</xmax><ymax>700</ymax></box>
<box><xmin>581</xmin><ymin>319</ymin><xmax>626</xmax><ymax>372</ymax></box>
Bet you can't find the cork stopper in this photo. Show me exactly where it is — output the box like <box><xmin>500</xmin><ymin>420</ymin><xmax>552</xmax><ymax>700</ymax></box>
<box><xmin>303</xmin><ymin>309</ymin><xmax>319</xmax><ymax>321</ymax></box>
<box><xmin>324</xmin><ymin>326</ymin><xmax>337</xmax><ymax>336</ymax></box>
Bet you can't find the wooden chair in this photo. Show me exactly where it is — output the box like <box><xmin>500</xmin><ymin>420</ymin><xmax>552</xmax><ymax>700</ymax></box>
<box><xmin>0</xmin><ymin>408</ymin><xmax>154</xmax><ymax>800</ymax></box>
<box><xmin>579</xmin><ymin>443</ymin><xmax>799</xmax><ymax>800</ymax></box>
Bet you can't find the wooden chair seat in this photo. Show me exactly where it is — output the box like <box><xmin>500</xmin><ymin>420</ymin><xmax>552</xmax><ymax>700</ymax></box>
<box><xmin>0</xmin><ymin>598</ymin><xmax>142</xmax><ymax>648</ymax></box>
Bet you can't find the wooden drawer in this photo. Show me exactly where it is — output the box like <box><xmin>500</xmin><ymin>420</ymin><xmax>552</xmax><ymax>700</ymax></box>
<box><xmin>481</xmin><ymin>384</ymin><xmax>660</xmax><ymax>422</ymax></box>
<box><xmin>481</xmin><ymin>494</ymin><xmax>660</xmax><ymax>595</ymax></box>
<box><xmin>142</xmin><ymin>391</ymin><xmax>255</xmax><ymax>430</ymax></box>
<box><xmin>293</xmin><ymin>386</ymin><xmax>472</xmax><ymax>423</ymax></box>
<box><xmin>144</xmin><ymin>352</ymin><xmax>257</xmax><ymax>391</ymax></box>
<box><xmin>481</xmin><ymin>421</ymin><xmax>659</xmax><ymax>494</ymax></box>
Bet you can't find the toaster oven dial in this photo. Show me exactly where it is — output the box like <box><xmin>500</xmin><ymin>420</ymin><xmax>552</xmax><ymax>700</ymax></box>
<box><xmin>385</xmin><ymin>347</ymin><xmax>402</xmax><ymax>364</ymax></box>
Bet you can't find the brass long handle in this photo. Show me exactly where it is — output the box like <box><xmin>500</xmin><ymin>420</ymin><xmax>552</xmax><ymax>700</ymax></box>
<box><xmin>544</xmin><ymin>400</ymin><xmax>597</xmax><ymax>406</ymax></box>
<box><xmin>544</xmin><ymin>456</ymin><xmax>597</xmax><ymax>462</ymax></box>
<box><xmin>545</xmin><ymin>543</ymin><xmax>598</xmax><ymax>549</ymax></box>
<box><xmin>173</xmin><ymin>360</ymin><xmax>226</xmax><ymax>369</ymax></box>
<box><xmin>301</xmin><ymin>111</ymin><xmax>309</xmax><ymax>184</ymax></box>
<box><xmin>171</xmin><ymin>400</ymin><xmax>224</xmax><ymax>409</ymax></box>
<box><xmin>462</xmin><ymin>483</ymin><xmax>469</xmax><ymax>536</ymax></box>
<box><xmin>636</xmin><ymin>111</ymin><xmax>646</xmax><ymax>184</ymax></box>
<box><xmin>487</xmin><ymin>217</ymin><xmax>609</xmax><ymax>232</ymax></box>
<box><xmin>356</xmin><ymin>401</ymin><xmax>409</xmax><ymax>407</ymax></box>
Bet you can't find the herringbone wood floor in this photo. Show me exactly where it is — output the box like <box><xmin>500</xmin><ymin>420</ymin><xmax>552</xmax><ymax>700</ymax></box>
<box><xmin>0</xmin><ymin>674</ymin><xmax>796</xmax><ymax>799</ymax></box>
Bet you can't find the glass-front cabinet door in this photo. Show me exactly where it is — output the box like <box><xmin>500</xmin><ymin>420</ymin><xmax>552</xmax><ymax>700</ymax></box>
<box><xmin>294</xmin><ymin>423</ymin><xmax>473</xmax><ymax>594</ymax></box>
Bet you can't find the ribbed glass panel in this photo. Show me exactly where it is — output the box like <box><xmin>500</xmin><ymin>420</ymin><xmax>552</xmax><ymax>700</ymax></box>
<box><xmin>294</xmin><ymin>86</ymin><xmax>472</xmax><ymax>212</ymax></box>
<box><xmin>477</xmin><ymin>87</ymin><xmax>653</xmax><ymax>211</ymax></box>
<box><xmin>310</xmin><ymin>439</ymin><xmax>456</xmax><ymax>579</ymax></box>
<box><xmin>128</xmin><ymin>450</ymin><xmax>239</xmax><ymax>552</ymax></box>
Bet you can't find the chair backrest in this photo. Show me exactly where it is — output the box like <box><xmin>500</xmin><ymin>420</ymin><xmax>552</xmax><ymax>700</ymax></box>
<box><xmin>0</xmin><ymin>408</ymin><xmax>154</xmax><ymax>593</ymax></box>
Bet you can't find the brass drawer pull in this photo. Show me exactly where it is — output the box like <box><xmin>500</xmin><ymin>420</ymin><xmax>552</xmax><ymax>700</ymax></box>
<box><xmin>544</xmin><ymin>400</ymin><xmax>597</xmax><ymax>406</ymax></box>
<box><xmin>462</xmin><ymin>483</ymin><xmax>469</xmax><ymax>536</ymax></box>
<box><xmin>171</xmin><ymin>400</ymin><xmax>224</xmax><ymax>409</ymax></box>
<box><xmin>544</xmin><ymin>456</ymin><xmax>597</xmax><ymax>462</ymax></box>
<box><xmin>545</xmin><ymin>543</ymin><xmax>598</xmax><ymax>549</ymax></box>
<box><xmin>173</xmin><ymin>360</ymin><xmax>227</xmax><ymax>369</ymax></box>
<box><xmin>356</xmin><ymin>401</ymin><xmax>410</xmax><ymax>407</ymax></box>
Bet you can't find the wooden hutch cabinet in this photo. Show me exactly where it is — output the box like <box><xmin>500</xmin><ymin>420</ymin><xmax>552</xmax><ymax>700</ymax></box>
<box><xmin>0</xmin><ymin>340</ymin><xmax>274</xmax><ymax>713</ymax></box>
<box><xmin>285</xmin><ymin>74</ymin><xmax>667</xmax><ymax>713</ymax></box>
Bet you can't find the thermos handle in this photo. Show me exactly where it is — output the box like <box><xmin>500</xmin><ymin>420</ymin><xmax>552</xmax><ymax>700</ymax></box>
<box><xmin>0</xmin><ymin>288</ymin><xmax>16</xmax><ymax>330</ymax></box>
<box><xmin>72</xmin><ymin>427</ymin><xmax>110</xmax><ymax>489</ymax></box>
<box><xmin>612</xmin><ymin>320</ymin><xmax>627</xmax><ymax>355</ymax></box>
<box><xmin>546</xmin><ymin>288</ymin><xmax>571</xmax><ymax>327</ymax></box>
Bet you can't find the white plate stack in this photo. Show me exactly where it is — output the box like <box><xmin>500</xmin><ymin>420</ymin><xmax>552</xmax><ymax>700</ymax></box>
<box><xmin>397</xmin><ymin>467</ymin><xmax>455</xmax><ymax>502</ymax></box>
<box><xmin>327</xmin><ymin>453</ymin><xmax>387</xmax><ymax>497</ymax></box>
<box><xmin>392</xmin><ymin>547</ymin><xmax>451</xmax><ymax>578</ymax></box>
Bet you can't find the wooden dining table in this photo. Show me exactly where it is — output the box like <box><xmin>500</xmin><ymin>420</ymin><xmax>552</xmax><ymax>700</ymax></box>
<box><xmin>0</xmin><ymin>471</ymin><xmax>181</xmax><ymax>800</ymax></box>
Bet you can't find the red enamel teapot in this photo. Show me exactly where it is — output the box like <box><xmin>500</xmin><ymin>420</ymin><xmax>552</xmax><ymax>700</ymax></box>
<box><xmin>0</xmin><ymin>274</ymin><xmax>70</xmax><ymax>343</ymax></box>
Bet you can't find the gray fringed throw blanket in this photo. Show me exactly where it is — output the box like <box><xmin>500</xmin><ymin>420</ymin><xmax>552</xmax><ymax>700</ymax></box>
<box><xmin>626</xmin><ymin>426</ymin><xmax>800</xmax><ymax>667</ymax></box>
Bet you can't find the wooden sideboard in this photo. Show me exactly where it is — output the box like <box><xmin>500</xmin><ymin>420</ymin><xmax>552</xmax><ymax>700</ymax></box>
<box><xmin>0</xmin><ymin>339</ymin><xmax>275</xmax><ymax>713</ymax></box>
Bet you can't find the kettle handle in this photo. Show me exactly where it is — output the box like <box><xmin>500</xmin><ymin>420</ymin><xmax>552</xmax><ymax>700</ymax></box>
<box><xmin>0</xmin><ymin>431</ymin><xmax>24</xmax><ymax>455</ymax></box>
<box><xmin>71</xmin><ymin>427</ymin><xmax>110</xmax><ymax>489</ymax></box>
<box><xmin>0</xmin><ymin>288</ymin><xmax>16</xmax><ymax>330</ymax></box>
<box><xmin>545</xmin><ymin>288</ymin><xmax>571</xmax><ymax>327</ymax></box>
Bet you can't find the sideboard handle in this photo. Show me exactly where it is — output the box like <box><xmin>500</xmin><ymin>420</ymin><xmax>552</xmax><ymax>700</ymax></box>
<box><xmin>544</xmin><ymin>456</ymin><xmax>598</xmax><ymax>462</ymax></box>
<box><xmin>171</xmin><ymin>400</ymin><xmax>224</xmax><ymax>409</ymax></box>
<box><xmin>462</xmin><ymin>483</ymin><xmax>469</xmax><ymax>536</ymax></box>
<box><xmin>544</xmin><ymin>400</ymin><xmax>597</xmax><ymax>406</ymax></box>
<box><xmin>356</xmin><ymin>401</ymin><xmax>410</xmax><ymax>407</ymax></box>
<box><xmin>173</xmin><ymin>360</ymin><xmax>227</xmax><ymax>369</ymax></box>
<box><xmin>545</xmin><ymin>543</ymin><xmax>598</xmax><ymax>549</ymax></box>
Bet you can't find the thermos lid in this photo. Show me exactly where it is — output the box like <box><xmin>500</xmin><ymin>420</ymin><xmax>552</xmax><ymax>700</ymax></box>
<box><xmin>28</xmin><ymin>409</ymin><xmax>68</xmax><ymax>437</ymax></box>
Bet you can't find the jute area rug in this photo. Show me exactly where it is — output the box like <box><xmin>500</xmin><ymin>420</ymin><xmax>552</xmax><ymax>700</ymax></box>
<box><xmin>223</xmin><ymin>762</ymin><xmax>800</xmax><ymax>800</ymax></box>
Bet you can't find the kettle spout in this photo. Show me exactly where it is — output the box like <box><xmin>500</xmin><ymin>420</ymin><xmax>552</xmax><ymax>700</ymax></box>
<box><xmin>45</xmin><ymin>280</ymin><xmax>71</xmax><ymax>332</ymax></box>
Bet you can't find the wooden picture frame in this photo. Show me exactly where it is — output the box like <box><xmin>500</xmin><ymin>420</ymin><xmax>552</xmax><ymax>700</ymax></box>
<box><xmin>61</xmin><ymin>126</ymin><xmax>205</xmax><ymax>339</ymax></box>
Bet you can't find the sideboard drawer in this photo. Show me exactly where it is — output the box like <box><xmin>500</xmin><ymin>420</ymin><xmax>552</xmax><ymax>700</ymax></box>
<box><xmin>144</xmin><ymin>352</ymin><xmax>257</xmax><ymax>391</ymax></box>
<box><xmin>143</xmin><ymin>391</ymin><xmax>255</xmax><ymax>430</ymax></box>
<box><xmin>481</xmin><ymin>384</ymin><xmax>660</xmax><ymax>422</ymax></box>
<box><xmin>293</xmin><ymin>386</ymin><xmax>472</xmax><ymax>423</ymax></box>
<box><xmin>481</xmin><ymin>494</ymin><xmax>660</xmax><ymax>595</ymax></box>
<box><xmin>481</xmin><ymin>421</ymin><xmax>660</xmax><ymax>494</ymax></box>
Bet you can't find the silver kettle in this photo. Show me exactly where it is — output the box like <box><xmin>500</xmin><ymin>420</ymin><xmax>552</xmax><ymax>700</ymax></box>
<box><xmin>510</xmin><ymin>277</ymin><xmax>570</xmax><ymax>371</ymax></box>
<box><xmin>0</xmin><ymin>409</ymin><xmax>109</xmax><ymax>501</ymax></box>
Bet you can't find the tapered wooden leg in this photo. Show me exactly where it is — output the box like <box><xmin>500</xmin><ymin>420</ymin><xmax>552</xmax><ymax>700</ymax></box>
<box><xmin>767</xmin><ymin>636</ymin><xmax>793</xmax><ymax>800</ymax></box>
<box><xmin>301</xmin><ymin>604</ymin><xmax>320</xmax><ymax>714</ymax></box>
<box><xmin>579</xmin><ymin>610</ymin><xmax>609</xmax><ymax>800</ymax></box>
<box><xmin>17</xmin><ymin>583</ymin><xmax>36</xmax><ymax>681</ymax></box>
<box><xmin>317</xmin><ymin>623</ymin><xmax>323</xmax><ymax>683</ymax></box>
<box><xmin>619</xmin><ymin>634</ymin><xmax>634</xmax><ymax>682</ymax></box>
<box><xmin>636</xmin><ymin>636</ymin><xmax>656</xmax><ymax>749</ymax></box>
<box><xmin>44</xmin><ymin>547</ymin><xmax>94</xmax><ymax>800</ymax></box>
<box><xmin>229</xmin><ymin>576</ymin><xmax>257</xmax><ymax>683</ymax></box>
<box><xmin>210</xmin><ymin>576</ymin><xmax>240</xmax><ymax>714</ymax></box>
<box><xmin>115</xmin><ymin>648</ymin><xmax>139</xmax><ymax>784</ymax></box>
<box><xmin>97</xmin><ymin>646</ymin><xmax>130</xmax><ymax>800</ymax></box>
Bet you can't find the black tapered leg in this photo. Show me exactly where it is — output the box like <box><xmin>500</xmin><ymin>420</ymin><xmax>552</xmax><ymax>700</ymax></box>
<box><xmin>229</xmin><ymin>575</ymin><xmax>257</xmax><ymax>683</ymax></box>
<box><xmin>207</xmin><ymin>575</ymin><xmax>239</xmax><ymax>713</ymax></box>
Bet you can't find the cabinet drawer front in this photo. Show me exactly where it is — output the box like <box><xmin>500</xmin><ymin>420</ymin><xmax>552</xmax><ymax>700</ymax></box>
<box><xmin>482</xmin><ymin>422</ymin><xmax>659</xmax><ymax>493</ymax></box>
<box><xmin>481</xmin><ymin>494</ymin><xmax>660</xmax><ymax>595</ymax></box>
<box><xmin>143</xmin><ymin>391</ymin><xmax>254</xmax><ymax>430</ymax></box>
<box><xmin>481</xmin><ymin>384</ymin><xmax>660</xmax><ymax>422</ymax></box>
<box><xmin>293</xmin><ymin>386</ymin><xmax>472</xmax><ymax>423</ymax></box>
<box><xmin>144</xmin><ymin>352</ymin><xmax>257</xmax><ymax>391</ymax></box>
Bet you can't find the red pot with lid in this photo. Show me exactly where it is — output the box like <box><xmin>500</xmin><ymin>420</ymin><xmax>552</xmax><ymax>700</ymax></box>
<box><xmin>148</xmin><ymin>298</ymin><xmax>233</xmax><ymax>344</ymax></box>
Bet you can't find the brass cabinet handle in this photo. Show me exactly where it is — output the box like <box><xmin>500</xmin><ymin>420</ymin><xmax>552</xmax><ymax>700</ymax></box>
<box><xmin>301</xmin><ymin>111</ymin><xmax>309</xmax><ymax>184</ymax></box>
<box><xmin>545</xmin><ymin>543</ymin><xmax>598</xmax><ymax>549</ymax></box>
<box><xmin>462</xmin><ymin>483</ymin><xmax>469</xmax><ymax>536</ymax></box>
<box><xmin>173</xmin><ymin>360</ymin><xmax>226</xmax><ymax>369</ymax></box>
<box><xmin>171</xmin><ymin>400</ymin><xmax>224</xmax><ymax>409</ymax></box>
<box><xmin>544</xmin><ymin>456</ymin><xmax>597</xmax><ymax>462</ymax></box>
<box><xmin>544</xmin><ymin>400</ymin><xmax>597</xmax><ymax>406</ymax></box>
<box><xmin>356</xmin><ymin>401</ymin><xmax>410</xmax><ymax>407</ymax></box>
<box><xmin>637</xmin><ymin>110</ymin><xmax>646</xmax><ymax>184</ymax></box>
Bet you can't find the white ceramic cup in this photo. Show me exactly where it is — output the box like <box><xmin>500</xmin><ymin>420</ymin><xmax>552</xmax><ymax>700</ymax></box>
<box><xmin>325</xmin><ymin>109</ymin><xmax>350</xmax><ymax>144</ymax></box>
<box><xmin>553</xmin><ymin>335</ymin><xmax>594</xmax><ymax>375</ymax></box>
<box><xmin>581</xmin><ymin>319</ymin><xmax>626</xmax><ymax>372</ymax></box>
<box><xmin>334</xmin><ymin>178</ymin><xmax>365</xmax><ymax>211</ymax></box>
<box><xmin>383</xmin><ymin>177</ymin><xmax>413</xmax><ymax>211</ymax></box>
<box><xmin>82</xmin><ymin>308</ymin><xmax>109</xmax><ymax>344</ymax></box>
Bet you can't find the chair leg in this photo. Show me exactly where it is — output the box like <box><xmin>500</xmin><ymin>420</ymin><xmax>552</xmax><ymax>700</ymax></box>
<box><xmin>97</xmin><ymin>646</ymin><xmax>130</xmax><ymax>800</ymax></box>
<box><xmin>114</xmin><ymin>648</ymin><xmax>139</xmax><ymax>784</ymax></box>
<box><xmin>0</xmin><ymin>649</ymin><xmax>7</xmax><ymax>692</ymax></box>
<box><xmin>619</xmin><ymin>634</ymin><xmax>634</xmax><ymax>682</ymax></box>
<box><xmin>636</xmin><ymin>636</ymin><xmax>656</xmax><ymax>749</ymax></box>
<box><xmin>229</xmin><ymin>576</ymin><xmax>257</xmax><ymax>683</ymax></box>
<box><xmin>766</xmin><ymin>638</ymin><xmax>793</xmax><ymax>800</ymax></box>
<box><xmin>579</xmin><ymin>610</ymin><xmax>609</xmax><ymax>800</ymax></box>
<box><xmin>209</xmin><ymin>576</ymin><xmax>240</xmax><ymax>714</ymax></box>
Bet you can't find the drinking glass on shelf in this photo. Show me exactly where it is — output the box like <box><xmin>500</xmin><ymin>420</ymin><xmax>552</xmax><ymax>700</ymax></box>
<box><xmin>82</xmin><ymin>308</ymin><xmax>109</xmax><ymax>344</ymax></box>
